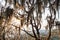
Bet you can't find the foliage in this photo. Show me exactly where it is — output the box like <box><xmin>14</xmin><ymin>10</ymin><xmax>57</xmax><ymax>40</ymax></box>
<box><xmin>0</xmin><ymin>0</ymin><xmax>60</xmax><ymax>40</ymax></box>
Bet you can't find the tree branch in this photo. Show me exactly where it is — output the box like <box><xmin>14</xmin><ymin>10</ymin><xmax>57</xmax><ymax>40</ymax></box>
<box><xmin>21</xmin><ymin>29</ymin><xmax>35</xmax><ymax>38</ymax></box>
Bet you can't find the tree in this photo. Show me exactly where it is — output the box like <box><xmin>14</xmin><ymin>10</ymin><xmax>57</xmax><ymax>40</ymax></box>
<box><xmin>0</xmin><ymin>0</ymin><xmax>60</xmax><ymax>40</ymax></box>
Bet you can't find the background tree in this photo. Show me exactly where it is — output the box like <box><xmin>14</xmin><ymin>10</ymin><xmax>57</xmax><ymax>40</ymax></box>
<box><xmin>0</xmin><ymin>0</ymin><xmax>60</xmax><ymax>40</ymax></box>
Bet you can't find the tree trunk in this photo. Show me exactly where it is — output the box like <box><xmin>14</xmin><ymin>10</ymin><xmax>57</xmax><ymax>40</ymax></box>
<box><xmin>48</xmin><ymin>25</ymin><xmax>51</xmax><ymax>40</ymax></box>
<box><xmin>35</xmin><ymin>38</ymin><xmax>40</xmax><ymax>40</ymax></box>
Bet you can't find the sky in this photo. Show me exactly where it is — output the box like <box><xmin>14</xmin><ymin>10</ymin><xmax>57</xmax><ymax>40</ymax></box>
<box><xmin>0</xmin><ymin>0</ymin><xmax>5</xmax><ymax>6</ymax></box>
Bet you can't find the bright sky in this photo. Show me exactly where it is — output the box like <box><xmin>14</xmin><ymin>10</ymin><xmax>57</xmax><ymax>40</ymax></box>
<box><xmin>0</xmin><ymin>0</ymin><xmax>5</xmax><ymax>6</ymax></box>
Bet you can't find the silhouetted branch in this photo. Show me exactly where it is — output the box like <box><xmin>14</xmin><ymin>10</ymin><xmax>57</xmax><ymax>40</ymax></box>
<box><xmin>21</xmin><ymin>29</ymin><xmax>35</xmax><ymax>38</ymax></box>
